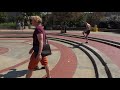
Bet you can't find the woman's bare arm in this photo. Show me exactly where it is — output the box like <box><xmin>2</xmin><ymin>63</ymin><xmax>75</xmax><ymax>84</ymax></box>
<box><xmin>37</xmin><ymin>33</ymin><xmax>44</xmax><ymax>55</ymax></box>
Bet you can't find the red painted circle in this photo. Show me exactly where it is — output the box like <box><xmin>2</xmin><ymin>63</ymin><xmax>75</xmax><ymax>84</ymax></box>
<box><xmin>0</xmin><ymin>47</ymin><xmax>9</xmax><ymax>55</ymax></box>
<box><xmin>0</xmin><ymin>40</ymin><xmax>77</xmax><ymax>78</ymax></box>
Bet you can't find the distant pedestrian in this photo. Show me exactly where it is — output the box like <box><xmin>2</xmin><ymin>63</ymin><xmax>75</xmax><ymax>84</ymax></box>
<box><xmin>64</xmin><ymin>24</ymin><xmax>67</xmax><ymax>33</ymax></box>
<box><xmin>16</xmin><ymin>20</ymin><xmax>21</xmax><ymax>30</ymax></box>
<box><xmin>21</xmin><ymin>20</ymin><xmax>24</xmax><ymax>30</ymax></box>
<box><xmin>82</xmin><ymin>21</ymin><xmax>91</xmax><ymax>43</ymax></box>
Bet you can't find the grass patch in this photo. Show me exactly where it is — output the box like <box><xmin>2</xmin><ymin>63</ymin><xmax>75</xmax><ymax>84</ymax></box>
<box><xmin>0</xmin><ymin>22</ymin><xmax>16</xmax><ymax>29</ymax></box>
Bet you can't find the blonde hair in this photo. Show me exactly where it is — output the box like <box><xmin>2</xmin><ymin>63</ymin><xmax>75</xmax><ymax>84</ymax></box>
<box><xmin>30</xmin><ymin>16</ymin><xmax>42</xmax><ymax>23</ymax></box>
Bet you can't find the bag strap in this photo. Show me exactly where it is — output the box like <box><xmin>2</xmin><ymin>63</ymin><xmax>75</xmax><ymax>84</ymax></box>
<box><xmin>44</xmin><ymin>31</ymin><xmax>48</xmax><ymax>44</ymax></box>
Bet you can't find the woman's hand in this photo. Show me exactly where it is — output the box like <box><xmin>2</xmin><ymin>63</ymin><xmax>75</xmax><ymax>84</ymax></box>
<box><xmin>29</xmin><ymin>48</ymin><xmax>33</xmax><ymax>54</ymax></box>
<box><xmin>36</xmin><ymin>54</ymin><xmax>42</xmax><ymax>61</ymax></box>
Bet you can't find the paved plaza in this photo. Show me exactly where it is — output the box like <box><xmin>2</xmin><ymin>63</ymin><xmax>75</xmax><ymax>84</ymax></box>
<box><xmin>0</xmin><ymin>29</ymin><xmax>120</xmax><ymax>78</ymax></box>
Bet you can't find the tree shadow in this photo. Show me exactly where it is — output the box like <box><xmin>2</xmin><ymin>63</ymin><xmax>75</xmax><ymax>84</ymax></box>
<box><xmin>103</xmin><ymin>30</ymin><xmax>120</xmax><ymax>34</ymax></box>
<box><xmin>112</xmin><ymin>31</ymin><xmax>120</xmax><ymax>34</ymax></box>
<box><xmin>0</xmin><ymin>69</ymin><xmax>27</xmax><ymax>78</ymax></box>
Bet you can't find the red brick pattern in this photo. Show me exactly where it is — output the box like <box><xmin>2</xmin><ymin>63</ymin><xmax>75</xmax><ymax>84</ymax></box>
<box><xmin>48</xmin><ymin>35</ymin><xmax>120</xmax><ymax>69</ymax></box>
<box><xmin>43</xmin><ymin>41</ymin><xmax>77</xmax><ymax>78</ymax></box>
<box><xmin>0</xmin><ymin>47</ymin><xmax>9</xmax><ymax>55</ymax></box>
<box><xmin>0</xmin><ymin>39</ymin><xmax>77</xmax><ymax>78</ymax></box>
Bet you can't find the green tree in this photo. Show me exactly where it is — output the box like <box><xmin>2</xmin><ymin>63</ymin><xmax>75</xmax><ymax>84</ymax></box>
<box><xmin>0</xmin><ymin>12</ymin><xmax>7</xmax><ymax>23</ymax></box>
<box><xmin>23</xmin><ymin>12</ymin><xmax>44</xmax><ymax>17</ymax></box>
<box><xmin>84</xmin><ymin>12</ymin><xmax>105</xmax><ymax>26</ymax></box>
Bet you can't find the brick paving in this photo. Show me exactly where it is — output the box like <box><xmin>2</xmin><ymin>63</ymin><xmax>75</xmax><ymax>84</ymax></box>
<box><xmin>0</xmin><ymin>29</ymin><xmax>120</xmax><ymax>78</ymax></box>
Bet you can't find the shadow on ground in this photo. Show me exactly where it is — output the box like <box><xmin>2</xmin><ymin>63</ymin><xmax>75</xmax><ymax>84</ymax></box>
<box><xmin>0</xmin><ymin>67</ymin><xmax>45</xmax><ymax>78</ymax></box>
<box><xmin>103</xmin><ymin>30</ymin><xmax>120</xmax><ymax>34</ymax></box>
<box><xmin>0</xmin><ymin>69</ymin><xmax>27</xmax><ymax>78</ymax></box>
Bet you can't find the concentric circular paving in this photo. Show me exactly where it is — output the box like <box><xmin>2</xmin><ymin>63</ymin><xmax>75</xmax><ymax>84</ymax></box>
<box><xmin>0</xmin><ymin>47</ymin><xmax>9</xmax><ymax>55</ymax></box>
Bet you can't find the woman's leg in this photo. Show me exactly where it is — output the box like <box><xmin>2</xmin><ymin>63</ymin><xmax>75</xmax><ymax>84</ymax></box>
<box><xmin>44</xmin><ymin>64</ymin><xmax>50</xmax><ymax>78</ymax></box>
<box><xmin>41</xmin><ymin>56</ymin><xmax>51</xmax><ymax>78</ymax></box>
<box><xmin>26</xmin><ymin>52</ymin><xmax>39</xmax><ymax>78</ymax></box>
<box><xmin>26</xmin><ymin>70</ymin><xmax>33</xmax><ymax>78</ymax></box>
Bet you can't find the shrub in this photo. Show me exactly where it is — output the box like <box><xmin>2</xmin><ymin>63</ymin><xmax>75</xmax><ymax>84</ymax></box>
<box><xmin>0</xmin><ymin>22</ymin><xmax>16</xmax><ymax>29</ymax></box>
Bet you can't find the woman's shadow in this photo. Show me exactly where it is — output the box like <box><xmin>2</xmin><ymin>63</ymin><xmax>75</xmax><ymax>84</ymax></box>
<box><xmin>0</xmin><ymin>69</ymin><xmax>27</xmax><ymax>78</ymax></box>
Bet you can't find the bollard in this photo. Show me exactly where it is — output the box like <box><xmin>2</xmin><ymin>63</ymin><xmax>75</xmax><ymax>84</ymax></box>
<box><xmin>61</xmin><ymin>30</ymin><xmax>64</xmax><ymax>33</ymax></box>
<box><xmin>94</xmin><ymin>25</ymin><xmax>98</xmax><ymax>32</ymax></box>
